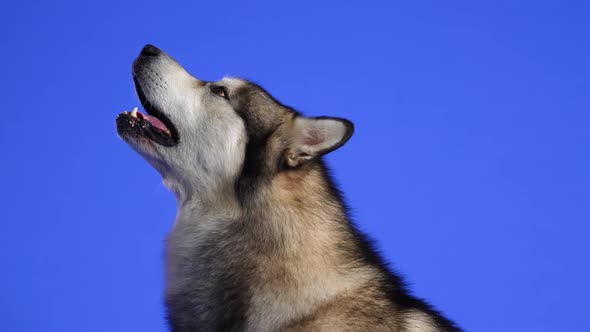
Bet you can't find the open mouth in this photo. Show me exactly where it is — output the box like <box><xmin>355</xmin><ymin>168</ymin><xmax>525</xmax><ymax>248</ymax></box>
<box><xmin>116</xmin><ymin>78</ymin><xmax>179</xmax><ymax>147</ymax></box>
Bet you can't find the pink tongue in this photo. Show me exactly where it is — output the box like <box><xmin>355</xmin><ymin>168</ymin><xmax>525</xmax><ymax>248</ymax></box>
<box><xmin>137</xmin><ymin>111</ymin><xmax>169</xmax><ymax>132</ymax></box>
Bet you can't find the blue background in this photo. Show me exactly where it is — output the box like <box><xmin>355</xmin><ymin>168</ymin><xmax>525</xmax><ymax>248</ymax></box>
<box><xmin>1</xmin><ymin>1</ymin><xmax>589</xmax><ymax>331</ymax></box>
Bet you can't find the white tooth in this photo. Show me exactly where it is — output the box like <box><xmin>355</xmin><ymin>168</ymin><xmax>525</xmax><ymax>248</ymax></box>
<box><xmin>130</xmin><ymin>108</ymin><xmax>138</xmax><ymax>118</ymax></box>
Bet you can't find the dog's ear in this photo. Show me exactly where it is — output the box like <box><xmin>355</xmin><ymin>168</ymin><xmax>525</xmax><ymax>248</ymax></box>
<box><xmin>284</xmin><ymin>116</ymin><xmax>354</xmax><ymax>168</ymax></box>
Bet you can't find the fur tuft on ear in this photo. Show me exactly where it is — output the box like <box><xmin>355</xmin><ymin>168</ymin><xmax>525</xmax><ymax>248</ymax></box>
<box><xmin>285</xmin><ymin>116</ymin><xmax>354</xmax><ymax>167</ymax></box>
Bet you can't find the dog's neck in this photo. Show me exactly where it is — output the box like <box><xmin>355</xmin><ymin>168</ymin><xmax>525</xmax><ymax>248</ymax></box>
<box><xmin>168</xmin><ymin>161</ymin><xmax>347</xmax><ymax>235</ymax></box>
<box><xmin>167</xmin><ymin>176</ymin><xmax>241</xmax><ymax>224</ymax></box>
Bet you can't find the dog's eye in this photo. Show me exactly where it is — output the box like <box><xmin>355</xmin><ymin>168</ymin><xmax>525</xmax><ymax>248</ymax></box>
<box><xmin>211</xmin><ymin>85</ymin><xmax>229</xmax><ymax>100</ymax></box>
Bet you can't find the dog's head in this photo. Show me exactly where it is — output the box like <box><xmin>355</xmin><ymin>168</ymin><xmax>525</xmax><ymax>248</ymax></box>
<box><xmin>117</xmin><ymin>45</ymin><xmax>353</xmax><ymax>199</ymax></box>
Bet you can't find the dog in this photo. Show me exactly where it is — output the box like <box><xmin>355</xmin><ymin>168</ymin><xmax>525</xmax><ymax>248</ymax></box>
<box><xmin>116</xmin><ymin>44</ymin><xmax>462</xmax><ymax>332</ymax></box>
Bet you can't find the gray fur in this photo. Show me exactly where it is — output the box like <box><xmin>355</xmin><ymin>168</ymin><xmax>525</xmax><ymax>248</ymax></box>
<box><xmin>116</xmin><ymin>45</ymin><xmax>461</xmax><ymax>332</ymax></box>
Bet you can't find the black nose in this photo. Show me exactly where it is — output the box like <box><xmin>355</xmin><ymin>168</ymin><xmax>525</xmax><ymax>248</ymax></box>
<box><xmin>140</xmin><ymin>44</ymin><xmax>162</xmax><ymax>56</ymax></box>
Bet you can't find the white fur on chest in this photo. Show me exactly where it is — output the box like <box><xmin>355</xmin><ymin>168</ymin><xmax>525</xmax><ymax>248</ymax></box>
<box><xmin>164</xmin><ymin>211</ymin><xmax>226</xmax><ymax>296</ymax></box>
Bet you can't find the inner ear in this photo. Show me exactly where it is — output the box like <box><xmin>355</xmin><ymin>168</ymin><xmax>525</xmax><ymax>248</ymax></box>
<box><xmin>285</xmin><ymin>116</ymin><xmax>354</xmax><ymax>167</ymax></box>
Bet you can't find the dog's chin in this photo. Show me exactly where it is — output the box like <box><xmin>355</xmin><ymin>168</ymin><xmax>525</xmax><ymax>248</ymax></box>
<box><xmin>116</xmin><ymin>122</ymin><xmax>175</xmax><ymax>174</ymax></box>
<box><xmin>116</xmin><ymin>122</ymin><xmax>157</xmax><ymax>159</ymax></box>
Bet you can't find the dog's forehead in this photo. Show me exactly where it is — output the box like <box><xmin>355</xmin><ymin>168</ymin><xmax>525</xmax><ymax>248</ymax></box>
<box><xmin>220</xmin><ymin>77</ymin><xmax>268</xmax><ymax>99</ymax></box>
<box><xmin>220</xmin><ymin>77</ymin><xmax>247</xmax><ymax>89</ymax></box>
